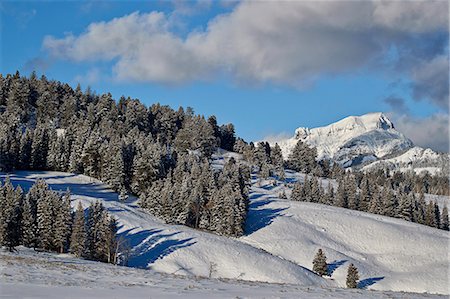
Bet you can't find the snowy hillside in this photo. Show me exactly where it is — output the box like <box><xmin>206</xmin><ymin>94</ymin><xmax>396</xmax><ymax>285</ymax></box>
<box><xmin>1</xmin><ymin>171</ymin><xmax>327</xmax><ymax>288</ymax></box>
<box><xmin>1</xmin><ymin>168</ymin><xmax>449</xmax><ymax>296</ymax></box>
<box><xmin>274</xmin><ymin>112</ymin><xmax>447</xmax><ymax>174</ymax></box>
<box><xmin>362</xmin><ymin>146</ymin><xmax>448</xmax><ymax>175</ymax></box>
<box><xmin>2</xmin><ymin>248</ymin><xmax>444</xmax><ymax>299</ymax></box>
<box><xmin>242</xmin><ymin>174</ymin><xmax>450</xmax><ymax>295</ymax></box>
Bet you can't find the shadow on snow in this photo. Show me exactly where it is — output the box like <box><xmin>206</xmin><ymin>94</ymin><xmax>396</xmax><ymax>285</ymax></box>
<box><xmin>245</xmin><ymin>197</ymin><xmax>288</xmax><ymax>235</ymax></box>
<box><xmin>120</xmin><ymin>228</ymin><xmax>196</xmax><ymax>269</ymax></box>
<box><xmin>358</xmin><ymin>276</ymin><xmax>385</xmax><ymax>289</ymax></box>
<box><xmin>327</xmin><ymin>259</ymin><xmax>348</xmax><ymax>276</ymax></box>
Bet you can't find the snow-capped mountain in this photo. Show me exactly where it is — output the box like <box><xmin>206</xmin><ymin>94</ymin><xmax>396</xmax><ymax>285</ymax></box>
<box><xmin>275</xmin><ymin>112</ymin><xmax>446</xmax><ymax>172</ymax></box>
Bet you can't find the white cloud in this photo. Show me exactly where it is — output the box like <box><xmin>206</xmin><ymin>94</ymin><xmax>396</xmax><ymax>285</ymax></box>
<box><xmin>390</xmin><ymin>113</ymin><xmax>449</xmax><ymax>152</ymax></box>
<box><xmin>43</xmin><ymin>1</ymin><xmax>448</xmax><ymax>105</ymax></box>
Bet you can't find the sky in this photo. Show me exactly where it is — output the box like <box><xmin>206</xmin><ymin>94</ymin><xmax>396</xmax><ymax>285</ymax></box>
<box><xmin>1</xmin><ymin>0</ymin><xmax>449</xmax><ymax>152</ymax></box>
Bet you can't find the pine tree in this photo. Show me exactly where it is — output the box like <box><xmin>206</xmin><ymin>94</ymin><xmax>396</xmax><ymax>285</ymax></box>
<box><xmin>2</xmin><ymin>183</ymin><xmax>23</xmax><ymax>251</ymax></box>
<box><xmin>346</xmin><ymin>175</ymin><xmax>359</xmax><ymax>210</ymax></box>
<box><xmin>359</xmin><ymin>177</ymin><xmax>371</xmax><ymax>212</ymax></box>
<box><xmin>53</xmin><ymin>190</ymin><xmax>72</xmax><ymax>253</ymax></box>
<box><xmin>36</xmin><ymin>185</ymin><xmax>54</xmax><ymax>250</ymax></box>
<box><xmin>433</xmin><ymin>202</ymin><xmax>441</xmax><ymax>229</ymax></box>
<box><xmin>70</xmin><ymin>202</ymin><xmax>86</xmax><ymax>257</ymax></box>
<box><xmin>312</xmin><ymin>248</ymin><xmax>328</xmax><ymax>276</ymax></box>
<box><xmin>287</xmin><ymin>140</ymin><xmax>317</xmax><ymax>173</ymax></box>
<box><xmin>346</xmin><ymin>263</ymin><xmax>359</xmax><ymax>288</ymax></box>
<box><xmin>336</xmin><ymin>177</ymin><xmax>348</xmax><ymax>208</ymax></box>
<box><xmin>441</xmin><ymin>205</ymin><xmax>449</xmax><ymax>231</ymax></box>
<box><xmin>397</xmin><ymin>193</ymin><xmax>413</xmax><ymax>221</ymax></box>
<box><xmin>21</xmin><ymin>196</ymin><xmax>37</xmax><ymax>248</ymax></box>
<box><xmin>425</xmin><ymin>201</ymin><xmax>436</xmax><ymax>227</ymax></box>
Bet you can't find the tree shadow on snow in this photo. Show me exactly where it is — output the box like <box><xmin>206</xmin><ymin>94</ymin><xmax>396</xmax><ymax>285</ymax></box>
<box><xmin>358</xmin><ymin>276</ymin><xmax>385</xmax><ymax>289</ymax></box>
<box><xmin>245</xmin><ymin>198</ymin><xmax>288</xmax><ymax>235</ymax></box>
<box><xmin>123</xmin><ymin>229</ymin><xmax>196</xmax><ymax>269</ymax></box>
<box><xmin>1</xmin><ymin>173</ymin><xmax>121</xmax><ymax>202</ymax></box>
<box><xmin>327</xmin><ymin>259</ymin><xmax>347</xmax><ymax>276</ymax></box>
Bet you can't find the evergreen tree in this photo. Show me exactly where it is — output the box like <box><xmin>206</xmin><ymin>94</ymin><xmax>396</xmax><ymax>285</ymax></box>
<box><xmin>287</xmin><ymin>140</ymin><xmax>317</xmax><ymax>173</ymax></box>
<box><xmin>425</xmin><ymin>201</ymin><xmax>436</xmax><ymax>227</ymax></box>
<box><xmin>346</xmin><ymin>263</ymin><xmax>359</xmax><ymax>288</ymax></box>
<box><xmin>312</xmin><ymin>248</ymin><xmax>328</xmax><ymax>276</ymax></box>
<box><xmin>21</xmin><ymin>196</ymin><xmax>37</xmax><ymax>248</ymax></box>
<box><xmin>441</xmin><ymin>205</ymin><xmax>449</xmax><ymax>231</ymax></box>
<box><xmin>36</xmin><ymin>184</ymin><xmax>54</xmax><ymax>250</ymax></box>
<box><xmin>53</xmin><ymin>190</ymin><xmax>72</xmax><ymax>253</ymax></box>
<box><xmin>70</xmin><ymin>202</ymin><xmax>86</xmax><ymax>257</ymax></box>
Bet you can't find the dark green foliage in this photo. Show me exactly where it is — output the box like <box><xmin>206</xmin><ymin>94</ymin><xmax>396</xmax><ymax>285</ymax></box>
<box><xmin>312</xmin><ymin>248</ymin><xmax>328</xmax><ymax>277</ymax></box>
<box><xmin>70</xmin><ymin>202</ymin><xmax>86</xmax><ymax>257</ymax></box>
<box><xmin>287</xmin><ymin>140</ymin><xmax>317</xmax><ymax>173</ymax></box>
<box><xmin>346</xmin><ymin>263</ymin><xmax>359</xmax><ymax>288</ymax></box>
<box><xmin>441</xmin><ymin>206</ymin><xmax>449</xmax><ymax>231</ymax></box>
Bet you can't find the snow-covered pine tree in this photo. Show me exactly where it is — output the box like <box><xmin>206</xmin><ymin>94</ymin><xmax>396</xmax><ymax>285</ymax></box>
<box><xmin>36</xmin><ymin>185</ymin><xmax>54</xmax><ymax>250</ymax></box>
<box><xmin>70</xmin><ymin>202</ymin><xmax>86</xmax><ymax>257</ymax></box>
<box><xmin>414</xmin><ymin>192</ymin><xmax>426</xmax><ymax>224</ymax></box>
<box><xmin>359</xmin><ymin>177</ymin><xmax>371</xmax><ymax>212</ymax></box>
<box><xmin>53</xmin><ymin>190</ymin><xmax>72</xmax><ymax>253</ymax></box>
<box><xmin>381</xmin><ymin>186</ymin><xmax>397</xmax><ymax>217</ymax></box>
<box><xmin>270</xmin><ymin>143</ymin><xmax>285</xmax><ymax>180</ymax></box>
<box><xmin>21</xmin><ymin>195</ymin><xmax>37</xmax><ymax>248</ymax></box>
<box><xmin>336</xmin><ymin>176</ymin><xmax>348</xmax><ymax>208</ymax></box>
<box><xmin>441</xmin><ymin>205</ymin><xmax>449</xmax><ymax>231</ymax></box>
<box><xmin>433</xmin><ymin>202</ymin><xmax>441</xmax><ymax>229</ymax></box>
<box><xmin>346</xmin><ymin>175</ymin><xmax>359</xmax><ymax>210</ymax></box>
<box><xmin>2</xmin><ymin>183</ymin><xmax>23</xmax><ymax>251</ymax></box>
<box><xmin>397</xmin><ymin>193</ymin><xmax>413</xmax><ymax>221</ymax></box>
<box><xmin>312</xmin><ymin>248</ymin><xmax>328</xmax><ymax>276</ymax></box>
<box><xmin>31</xmin><ymin>125</ymin><xmax>49</xmax><ymax>170</ymax></box>
<box><xmin>425</xmin><ymin>201</ymin><xmax>437</xmax><ymax>227</ymax></box>
<box><xmin>346</xmin><ymin>263</ymin><xmax>359</xmax><ymax>288</ymax></box>
<box><xmin>18</xmin><ymin>128</ymin><xmax>33</xmax><ymax>169</ymax></box>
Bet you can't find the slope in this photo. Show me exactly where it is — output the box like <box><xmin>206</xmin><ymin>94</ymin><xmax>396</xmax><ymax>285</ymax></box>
<box><xmin>241</xmin><ymin>173</ymin><xmax>450</xmax><ymax>295</ymax></box>
<box><xmin>2</xmin><ymin>247</ymin><xmax>444</xmax><ymax>299</ymax></box>
<box><xmin>0</xmin><ymin>171</ymin><xmax>327</xmax><ymax>287</ymax></box>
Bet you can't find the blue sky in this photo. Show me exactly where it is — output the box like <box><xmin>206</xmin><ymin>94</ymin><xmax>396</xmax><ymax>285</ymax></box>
<box><xmin>1</xmin><ymin>1</ymin><xmax>448</xmax><ymax>150</ymax></box>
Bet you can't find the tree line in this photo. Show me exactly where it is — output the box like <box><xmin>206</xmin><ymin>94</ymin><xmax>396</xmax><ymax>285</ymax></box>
<box><xmin>0</xmin><ymin>177</ymin><xmax>119</xmax><ymax>263</ymax></box>
<box><xmin>290</xmin><ymin>173</ymin><xmax>449</xmax><ymax>231</ymax></box>
<box><xmin>0</xmin><ymin>71</ymin><xmax>248</xmax><ymax>237</ymax></box>
<box><xmin>239</xmin><ymin>139</ymin><xmax>449</xmax><ymax>231</ymax></box>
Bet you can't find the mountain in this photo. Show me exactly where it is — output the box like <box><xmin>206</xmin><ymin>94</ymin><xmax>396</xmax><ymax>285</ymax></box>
<box><xmin>276</xmin><ymin>112</ymin><xmax>446</xmax><ymax>173</ymax></box>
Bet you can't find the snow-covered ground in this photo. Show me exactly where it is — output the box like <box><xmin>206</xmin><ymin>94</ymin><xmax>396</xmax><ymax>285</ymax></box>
<box><xmin>2</xmin><ymin>247</ymin><xmax>444</xmax><ymax>299</ymax></box>
<box><xmin>1</xmin><ymin>165</ymin><xmax>449</xmax><ymax>297</ymax></box>
<box><xmin>242</xmin><ymin>178</ymin><xmax>449</xmax><ymax>295</ymax></box>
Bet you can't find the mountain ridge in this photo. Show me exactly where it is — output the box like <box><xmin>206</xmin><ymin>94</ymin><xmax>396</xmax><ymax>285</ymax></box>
<box><xmin>274</xmin><ymin>112</ymin><xmax>445</xmax><ymax>173</ymax></box>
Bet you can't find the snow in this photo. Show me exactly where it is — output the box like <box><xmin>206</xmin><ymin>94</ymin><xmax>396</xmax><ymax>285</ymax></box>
<box><xmin>362</xmin><ymin>147</ymin><xmax>445</xmax><ymax>175</ymax></box>
<box><xmin>0</xmin><ymin>171</ymin><xmax>328</xmax><ymax>288</ymax></box>
<box><xmin>242</xmin><ymin>177</ymin><xmax>450</xmax><ymax>295</ymax></box>
<box><xmin>1</xmin><ymin>165</ymin><xmax>449</xmax><ymax>297</ymax></box>
<box><xmin>275</xmin><ymin>113</ymin><xmax>413</xmax><ymax>166</ymax></box>
<box><xmin>2</xmin><ymin>247</ymin><xmax>443</xmax><ymax>299</ymax></box>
